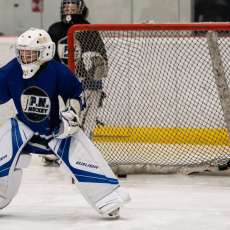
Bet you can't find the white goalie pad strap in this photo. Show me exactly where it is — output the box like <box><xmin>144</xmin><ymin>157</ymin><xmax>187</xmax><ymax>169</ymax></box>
<box><xmin>49</xmin><ymin>130</ymin><xmax>122</xmax><ymax>212</ymax></box>
<box><xmin>0</xmin><ymin>118</ymin><xmax>34</xmax><ymax>209</ymax></box>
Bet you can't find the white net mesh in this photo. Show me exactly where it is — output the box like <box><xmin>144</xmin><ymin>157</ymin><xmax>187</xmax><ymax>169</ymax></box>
<box><xmin>68</xmin><ymin>24</ymin><xmax>230</xmax><ymax>174</ymax></box>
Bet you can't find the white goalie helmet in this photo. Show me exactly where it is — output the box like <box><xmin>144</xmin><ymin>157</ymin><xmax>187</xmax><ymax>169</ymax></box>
<box><xmin>15</xmin><ymin>28</ymin><xmax>55</xmax><ymax>79</ymax></box>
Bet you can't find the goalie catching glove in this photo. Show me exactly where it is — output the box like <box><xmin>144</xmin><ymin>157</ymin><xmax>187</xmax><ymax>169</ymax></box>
<box><xmin>82</xmin><ymin>51</ymin><xmax>108</xmax><ymax>80</ymax></box>
<box><xmin>55</xmin><ymin>99</ymin><xmax>81</xmax><ymax>139</ymax></box>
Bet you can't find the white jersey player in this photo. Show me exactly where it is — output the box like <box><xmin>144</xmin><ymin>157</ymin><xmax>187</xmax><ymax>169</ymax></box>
<box><xmin>0</xmin><ymin>28</ymin><xmax>130</xmax><ymax>218</ymax></box>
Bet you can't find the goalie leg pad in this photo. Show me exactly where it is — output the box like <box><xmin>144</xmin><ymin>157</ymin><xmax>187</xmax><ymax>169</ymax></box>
<box><xmin>95</xmin><ymin>187</ymin><xmax>131</xmax><ymax>216</ymax></box>
<box><xmin>0</xmin><ymin>118</ymin><xmax>33</xmax><ymax>209</ymax></box>
<box><xmin>49</xmin><ymin>130</ymin><xmax>130</xmax><ymax>215</ymax></box>
<box><xmin>0</xmin><ymin>168</ymin><xmax>22</xmax><ymax>209</ymax></box>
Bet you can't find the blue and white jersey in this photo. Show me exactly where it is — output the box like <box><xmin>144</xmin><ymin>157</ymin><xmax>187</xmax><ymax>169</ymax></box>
<box><xmin>0</xmin><ymin>58</ymin><xmax>85</xmax><ymax>137</ymax></box>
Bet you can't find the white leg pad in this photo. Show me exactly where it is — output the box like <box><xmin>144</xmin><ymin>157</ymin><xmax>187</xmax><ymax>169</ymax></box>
<box><xmin>95</xmin><ymin>187</ymin><xmax>131</xmax><ymax>215</ymax></box>
<box><xmin>49</xmin><ymin>130</ymin><xmax>131</xmax><ymax>216</ymax></box>
<box><xmin>0</xmin><ymin>118</ymin><xmax>33</xmax><ymax>209</ymax></box>
<box><xmin>0</xmin><ymin>169</ymin><xmax>22</xmax><ymax>209</ymax></box>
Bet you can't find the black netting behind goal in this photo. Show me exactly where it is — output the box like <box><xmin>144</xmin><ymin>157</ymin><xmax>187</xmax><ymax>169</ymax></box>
<box><xmin>68</xmin><ymin>24</ymin><xmax>230</xmax><ymax>174</ymax></box>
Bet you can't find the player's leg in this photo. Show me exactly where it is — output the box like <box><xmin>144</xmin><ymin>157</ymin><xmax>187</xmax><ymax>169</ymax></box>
<box><xmin>96</xmin><ymin>90</ymin><xmax>106</xmax><ymax>126</ymax></box>
<box><xmin>0</xmin><ymin>118</ymin><xmax>33</xmax><ymax>209</ymax></box>
<box><xmin>48</xmin><ymin>130</ymin><xmax>130</xmax><ymax>217</ymax></box>
<box><xmin>81</xmin><ymin>90</ymin><xmax>101</xmax><ymax>139</ymax></box>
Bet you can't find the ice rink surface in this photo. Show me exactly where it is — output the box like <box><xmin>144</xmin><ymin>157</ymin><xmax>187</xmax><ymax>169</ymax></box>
<box><xmin>1</xmin><ymin>156</ymin><xmax>230</xmax><ymax>230</ymax></box>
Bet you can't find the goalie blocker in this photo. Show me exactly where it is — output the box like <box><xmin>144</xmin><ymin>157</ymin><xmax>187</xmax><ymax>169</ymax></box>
<box><xmin>0</xmin><ymin>118</ymin><xmax>130</xmax><ymax>217</ymax></box>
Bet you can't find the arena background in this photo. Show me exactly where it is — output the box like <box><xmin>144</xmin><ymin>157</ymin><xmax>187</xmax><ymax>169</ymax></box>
<box><xmin>0</xmin><ymin>0</ymin><xmax>192</xmax><ymax>36</ymax></box>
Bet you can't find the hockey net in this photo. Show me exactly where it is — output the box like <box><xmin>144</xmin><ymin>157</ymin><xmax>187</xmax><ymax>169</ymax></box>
<box><xmin>68</xmin><ymin>23</ymin><xmax>230</xmax><ymax>174</ymax></box>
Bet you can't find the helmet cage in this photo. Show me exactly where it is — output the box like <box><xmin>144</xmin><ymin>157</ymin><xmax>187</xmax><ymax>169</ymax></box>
<box><xmin>16</xmin><ymin>49</ymin><xmax>41</xmax><ymax>65</ymax></box>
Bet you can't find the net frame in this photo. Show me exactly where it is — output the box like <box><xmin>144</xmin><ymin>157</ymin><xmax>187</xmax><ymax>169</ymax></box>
<box><xmin>67</xmin><ymin>23</ymin><xmax>230</xmax><ymax>174</ymax></box>
<box><xmin>68</xmin><ymin>23</ymin><xmax>230</xmax><ymax>71</ymax></box>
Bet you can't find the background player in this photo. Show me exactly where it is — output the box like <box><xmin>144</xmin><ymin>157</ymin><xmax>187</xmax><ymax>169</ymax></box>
<box><xmin>45</xmin><ymin>0</ymin><xmax>108</xmax><ymax>166</ymax></box>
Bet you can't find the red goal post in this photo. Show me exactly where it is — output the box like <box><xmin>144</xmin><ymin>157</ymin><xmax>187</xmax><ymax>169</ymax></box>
<box><xmin>67</xmin><ymin>23</ymin><xmax>230</xmax><ymax>174</ymax></box>
<box><xmin>67</xmin><ymin>23</ymin><xmax>230</xmax><ymax>72</ymax></box>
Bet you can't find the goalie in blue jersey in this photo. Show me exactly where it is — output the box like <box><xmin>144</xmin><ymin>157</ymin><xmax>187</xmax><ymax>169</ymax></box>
<box><xmin>0</xmin><ymin>28</ymin><xmax>130</xmax><ymax>218</ymax></box>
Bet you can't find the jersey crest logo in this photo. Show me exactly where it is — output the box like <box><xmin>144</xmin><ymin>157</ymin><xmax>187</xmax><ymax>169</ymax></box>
<box><xmin>21</xmin><ymin>86</ymin><xmax>51</xmax><ymax>122</ymax></box>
